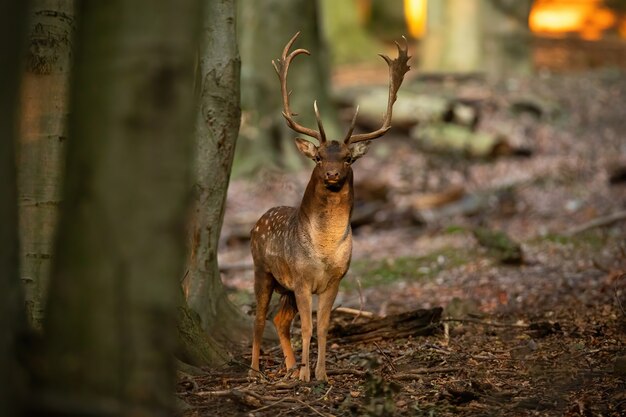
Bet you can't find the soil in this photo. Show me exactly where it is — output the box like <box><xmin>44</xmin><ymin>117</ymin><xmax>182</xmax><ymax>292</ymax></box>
<box><xmin>177</xmin><ymin>65</ymin><xmax>626</xmax><ymax>416</ymax></box>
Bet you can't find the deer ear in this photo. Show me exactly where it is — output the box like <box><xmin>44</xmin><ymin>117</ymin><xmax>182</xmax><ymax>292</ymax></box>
<box><xmin>350</xmin><ymin>141</ymin><xmax>370</xmax><ymax>162</ymax></box>
<box><xmin>295</xmin><ymin>138</ymin><xmax>319</xmax><ymax>160</ymax></box>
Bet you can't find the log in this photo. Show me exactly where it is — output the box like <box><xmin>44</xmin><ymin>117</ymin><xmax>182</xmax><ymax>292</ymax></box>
<box><xmin>412</xmin><ymin>123</ymin><xmax>510</xmax><ymax>158</ymax></box>
<box><xmin>356</xmin><ymin>88</ymin><xmax>448</xmax><ymax>128</ymax></box>
<box><xmin>412</xmin><ymin>185</ymin><xmax>465</xmax><ymax>210</ymax></box>
<box><xmin>328</xmin><ymin>307</ymin><xmax>442</xmax><ymax>344</ymax></box>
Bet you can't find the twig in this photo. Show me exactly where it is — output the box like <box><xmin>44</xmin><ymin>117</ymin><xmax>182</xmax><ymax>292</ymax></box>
<box><xmin>327</xmin><ymin>368</ymin><xmax>366</xmax><ymax>377</ymax></box>
<box><xmin>564</xmin><ymin>209</ymin><xmax>626</xmax><ymax>236</ymax></box>
<box><xmin>443</xmin><ymin>317</ymin><xmax>529</xmax><ymax>328</ymax></box>
<box><xmin>319</xmin><ymin>385</ymin><xmax>333</xmax><ymax>401</ymax></box>
<box><xmin>250</xmin><ymin>396</ymin><xmax>289</xmax><ymax>413</ymax></box>
<box><xmin>228</xmin><ymin>358</ymin><xmax>270</xmax><ymax>381</ymax></box>
<box><xmin>392</xmin><ymin>367</ymin><xmax>462</xmax><ymax>380</ymax></box>
<box><xmin>592</xmin><ymin>257</ymin><xmax>611</xmax><ymax>273</ymax></box>
<box><xmin>374</xmin><ymin>341</ymin><xmax>397</xmax><ymax>373</ymax></box>
<box><xmin>295</xmin><ymin>398</ymin><xmax>333</xmax><ymax>417</ymax></box>
<box><xmin>334</xmin><ymin>306</ymin><xmax>374</xmax><ymax>319</ymax></box>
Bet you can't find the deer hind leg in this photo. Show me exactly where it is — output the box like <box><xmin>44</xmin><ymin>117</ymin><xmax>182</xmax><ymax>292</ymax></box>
<box><xmin>315</xmin><ymin>285</ymin><xmax>340</xmax><ymax>382</ymax></box>
<box><xmin>250</xmin><ymin>268</ymin><xmax>274</xmax><ymax>377</ymax></box>
<box><xmin>273</xmin><ymin>293</ymin><xmax>298</xmax><ymax>376</ymax></box>
<box><xmin>294</xmin><ymin>290</ymin><xmax>313</xmax><ymax>382</ymax></box>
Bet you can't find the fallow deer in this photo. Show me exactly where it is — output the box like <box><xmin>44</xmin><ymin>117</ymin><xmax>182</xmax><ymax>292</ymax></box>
<box><xmin>250</xmin><ymin>32</ymin><xmax>410</xmax><ymax>382</ymax></box>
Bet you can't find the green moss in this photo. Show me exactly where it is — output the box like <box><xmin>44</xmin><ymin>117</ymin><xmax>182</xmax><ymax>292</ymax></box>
<box><xmin>533</xmin><ymin>230</ymin><xmax>607</xmax><ymax>251</ymax></box>
<box><xmin>443</xmin><ymin>225</ymin><xmax>467</xmax><ymax>235</ymax></box>
<box><xmin>344</xmin><ymin>247</ymin><xmax>472</xmax><ymax>290</ymax></box>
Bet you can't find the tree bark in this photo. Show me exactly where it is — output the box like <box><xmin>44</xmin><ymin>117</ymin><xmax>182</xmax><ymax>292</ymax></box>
<box><xmin>235</xmin><ymin>0</ymin><xmax>340</xmax><ymax>175</ymax></box>
<box><xmin>482</xmin><ymin>0</ymin><xmax>533</xmax><ymax>77</ymax></box>
<box><xmin>0</xmin><ymin>1</ymin><xmax>31</xmax><ymax>415</ymax></box>
<box><xmin>41</xmin><ymin>1</ymin><xmax>201</xmax><ymax>415</ymax></box>
<box><xmin>184</xmin><ymin>0</ymin><xmax>261</xmax><ymax>347</ymax></box>
<box><xmin>177</xmin><ymin>289</ymin><xmax>229</xmax><ymax>367</ymax></box>
<box><xmin>419</xmin><ymin>0</ymin><xmax>532</xmax><ymax>77</ymax></box>
<box><xmin>18</xmin><ymin>0</ymin><xmax>75</xmax><ymax>330</ymax></box>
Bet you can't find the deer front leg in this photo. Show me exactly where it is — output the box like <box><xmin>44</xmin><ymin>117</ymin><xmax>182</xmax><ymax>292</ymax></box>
<box><xmin>294</xmin><ymin>290</ymin><xmax>313</xmax><ymax>382</ymax></box>
<box><xmin>315</xmin><ymin>285</ymin><xmax>339</xmax><ymax>381</ymax></box>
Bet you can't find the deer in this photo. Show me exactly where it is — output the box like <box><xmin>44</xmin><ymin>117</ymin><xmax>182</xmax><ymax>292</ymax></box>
<box><xmin>250</xmin><ymin>32</ymin><xmax>410</xmax><ymax>382</ymax></box>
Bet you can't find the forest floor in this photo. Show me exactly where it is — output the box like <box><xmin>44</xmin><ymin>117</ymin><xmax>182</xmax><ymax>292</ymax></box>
<box><xmin>178</xmin><ymin>67</ymin><xmax>626</xmax><ymax>416</ymax></box>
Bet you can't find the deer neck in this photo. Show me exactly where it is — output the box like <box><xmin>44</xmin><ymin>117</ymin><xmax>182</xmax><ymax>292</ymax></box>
<box><xmin>297</xmin><ymin>168</ymin><xmax>354</xmax><ymax>253</ymax></box>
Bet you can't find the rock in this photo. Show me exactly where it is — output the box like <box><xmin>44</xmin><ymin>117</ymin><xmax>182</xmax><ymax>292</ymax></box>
<box><xmin>411</xmin><ymin>123</ymin><xmax>511</xmax><ymax>158</ymax></box>
<box><xmin>472</xmin><ymin>227</ymin><xmax>523</xmax><ymax>264</ymax></box>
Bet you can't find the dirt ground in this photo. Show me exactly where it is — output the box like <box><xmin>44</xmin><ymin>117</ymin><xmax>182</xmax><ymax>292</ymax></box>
<box><xmin>177</xmin><ymin>66</ymin><xmax>626</xmax><ymax>416</ymax></box>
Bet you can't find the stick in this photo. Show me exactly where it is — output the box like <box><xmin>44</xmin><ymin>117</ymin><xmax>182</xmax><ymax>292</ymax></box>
<box><xmin>327</xmin><ymin>368</ymin><xmax>366</xmax><ymax>377</ymax></box>
<box><xmin>295</xmin><ymin>399</ymin><xmax>333</xmax><ymax>417</ymax></box>
<box><xmin>392</xmin><ymin>367</ymin><xmax>462</xmax><ymax>380</ymax></box>
<box><xmin>250</xmin><ymin>397</ymin><xmax>289</xmax><ymax>413</ymax></box>
<box><xmin>442</xmin><ymin>317</ymin><xmax>528</xmax><ymax>328</ymax></box>
<box><xmin>564</xmin><ymin>209</ymin><xmax>626</xmax><ymax>236</ymax></box>
<box><xmin>334</xmin><ymin>306</ymin><xmax>375</xmax><ymax>319</ymax></box>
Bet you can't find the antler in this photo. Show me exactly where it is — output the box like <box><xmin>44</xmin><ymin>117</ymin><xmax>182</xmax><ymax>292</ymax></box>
<box><xmin>344</xmin><ymin>37</ymin><xmax>411</xmax><ymax>144</ymax></box>
<box><xmin>273</xmin><ymin>32</ymin><xmax>326</xmax><ymax>144</ymax></box>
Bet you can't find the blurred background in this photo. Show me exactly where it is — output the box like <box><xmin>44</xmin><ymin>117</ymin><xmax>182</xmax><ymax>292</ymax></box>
<box><xmin>224</xmin><ymin>0</ymin><xmax>626</xmax><ymax>313</ymax></box>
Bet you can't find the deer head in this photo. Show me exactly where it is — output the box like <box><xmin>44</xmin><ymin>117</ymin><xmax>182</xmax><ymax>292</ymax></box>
<box><xmin>272</xmin><ymin>32</ymin><xmax>411</xmax><ymax>191</ymax></box>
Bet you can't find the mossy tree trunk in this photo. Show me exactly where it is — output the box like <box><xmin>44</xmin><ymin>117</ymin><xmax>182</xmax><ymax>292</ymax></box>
<box><xmin>0</xmin><ymin>1</ymin><xmax>31</xmax><ymax>415</ymax></box>
<box><xmin>482</xmin><ymin>0</ymin><xmax>533</xmax><ymax>77</ymax></box>
<box><xmin>182</xmin><ymin>0</ymin><xmax>253</xmax><ymax>349</ymax></box>
<box><xmin>235</xmin><ymin>0</ymin><xmax>340</xmax><ymax>175</ymax></box>
<box><xmin>41</xmin><ymin>0</ymin><xmax>202</xmax><ymax>414</ymax></box>
<box><xmin>421</xmin><ymin>0</ymin><xmax>484</xmax><ymax>73</ymax></box>
<box><xmin>320</xmin><ymin>0</ymin><xmax>384</xmax><ymax>65</ymax></box>
<box><xmin>419</xmin><ymin>0</ymin><xmax>531</xmax><ymax>77</ymax></box>
<box><xmin>18</xmin><ymin>0</ymin><xmax>75</xmax><ymax>330</ymax></box>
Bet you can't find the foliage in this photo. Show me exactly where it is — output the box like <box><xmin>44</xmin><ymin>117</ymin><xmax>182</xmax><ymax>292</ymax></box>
<box><xmin>346</xmin><ymin>247</ymin><xmax>472</xmax><ymax>289</ymax></box>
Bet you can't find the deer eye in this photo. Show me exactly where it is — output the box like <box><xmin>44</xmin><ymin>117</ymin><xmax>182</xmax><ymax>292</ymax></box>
<box><xmin>315</xmin><ymin>156</ymin><xmax>321</xmax><ymax>164</ymax></box>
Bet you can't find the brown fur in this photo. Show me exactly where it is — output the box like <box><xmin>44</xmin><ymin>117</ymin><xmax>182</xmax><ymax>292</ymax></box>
<box><xmin>250</xmin><ymin>141</ymin><xmax>355</xmax><ymax>382</ymax></box>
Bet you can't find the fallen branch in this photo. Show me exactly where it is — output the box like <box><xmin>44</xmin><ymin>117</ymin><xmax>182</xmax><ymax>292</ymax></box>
<box><xmin>327</xmin><ymin>368</ymin><xmax>366</xmax><ymax>377</ymax></box>
<box><xmin>195</xmin><ymin>388</ymin><xmax>290</xmax><ymax>409</ymax></box>
<box><xmin>334</xmin><ymin>306</ymin><xmax>375</xmax><ymax>319</ymax></box>
<box><xmin>329</xmin><ymin>307</ymin><xmax>442</xmax><ymax>344</ymax></box>
<box><xmin>443</xmin><ymin>317</ymin><xmax>528</xmax><ymax>328</ymax></box>
<box><xmin>250</xmin><ymin>397</ymin><xmax>289</xmax><ymax>414</ymax></box>
<box><xmin>392</xmin><ymin>367</ymin><xmax>462</xmax><ymax>380</ymax></box>
<box><xmin>564</xmin><ymin>209</ymin><xmax>626</xmax><ymax>237</ymax></box>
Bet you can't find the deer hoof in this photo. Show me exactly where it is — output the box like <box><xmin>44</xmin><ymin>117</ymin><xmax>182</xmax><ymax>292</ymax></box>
<box><xmin>315</xmin><ymin>368</ymin><xmax>328</xmax><ymax>382</ymax></box>
<box><xmin>299</xmin><ymin>367</ymin><xmax>311</xmax><ymax>382</ymax></box>
<box><xmin>248</xmin><ymin>368</ymin><xmax>263</xmax><ymax>379</ymax></box>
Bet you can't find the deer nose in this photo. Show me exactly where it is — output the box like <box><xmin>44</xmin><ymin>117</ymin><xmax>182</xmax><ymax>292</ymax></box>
<box><xmin>325</xmin><ymin>170</ymin><xmax>339</xmax><ymax>181</ymax></box>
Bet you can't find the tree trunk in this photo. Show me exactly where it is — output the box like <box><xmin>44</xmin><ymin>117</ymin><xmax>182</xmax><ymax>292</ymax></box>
<box><xmin>41</xmin><ymin>1</ymin><xmax>201</xmax><ymax>415</ymax></box>
<box><xmin>184</xmin><ymin>0</ymin><xmax>262</xmax><ymax>347</ymax></box>
<box><xmin>18</xmin><ymin>0</ymin><xmax>75</xmax><ymax>330</ymax></box>
<box><xmin>320</xmin><ymin>0</ymin><xmax>384</xmax><ymax>65</ymax></box>
<box><xmin>235</xmin><ymin>0</ymin><xmax>340</xmax><ymax>175</ymax></box>
<box><xmin>419</xmin><ymin>0</ymin><xmax>532</xmax><ymax>77</ymax></box>
<box><xmin>176</xmin><ymin>289</ymin><xmax>229</xmax><ymax>367</ymax></box>
<box><xmin>0</xmin><ymin>1</ymin><xmax>31</xmax><ymax>415</ymax></box>
<box><xmin>482</xmin><ymin>0</ymin><xmax>533</xmax><ymax>77</ymax></box>
<box><xmin>420</xmin><ymin>0</ymin><xmax>483</xmax><ymax>73</ymax></box>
